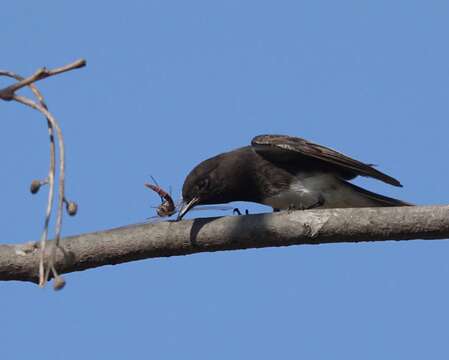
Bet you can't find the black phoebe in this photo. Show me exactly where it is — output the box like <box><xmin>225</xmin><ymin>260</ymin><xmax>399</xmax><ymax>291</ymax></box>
<box><xmin>178</xmin><ymin>134</ymin><xmax>410</xmax><ymax>219</ymax></box>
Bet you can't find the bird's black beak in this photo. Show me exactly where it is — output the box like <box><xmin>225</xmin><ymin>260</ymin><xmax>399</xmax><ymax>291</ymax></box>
<box><xmin>177</xmin><ymin>197</ymin><xmax>199</xmax><ymax>220</ymax></box>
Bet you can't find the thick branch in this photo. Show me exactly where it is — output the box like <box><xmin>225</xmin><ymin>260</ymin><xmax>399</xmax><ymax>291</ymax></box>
<box><xmin>2</xmin><ymin>205</ymin><xmax>448</xmax><ymax>284</ymax></box>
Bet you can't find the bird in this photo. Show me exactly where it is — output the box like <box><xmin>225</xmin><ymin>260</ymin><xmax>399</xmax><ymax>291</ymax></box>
<box><xmin>177</xmin><ymin>134</ymin><xmax>410</xmax><ymax>220</ymax></box>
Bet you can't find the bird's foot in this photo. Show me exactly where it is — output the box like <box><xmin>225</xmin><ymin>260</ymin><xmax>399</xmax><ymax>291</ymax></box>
<box><xmin>233</xmin><ymin>208</ymin><xmax>249</xmax><ymax>216</ymax></box>
<box><xmin>273</xmin><ymin>206</ymin><xmax>301</xmax><ymax>213</ymax></box>
<box><xmin>233</xmin><ymin>208</ymin><xmax>242</xmax><ymax>216</ymax></box>
<box><xmin>306</xmin><ymin>195</ymin><xmax>325</xmax><ymax>210</ymax></box>
<box><xmin>285</xmin><ymin>197</ymin><xmax>324</xmax><ymax>213</ymax></box>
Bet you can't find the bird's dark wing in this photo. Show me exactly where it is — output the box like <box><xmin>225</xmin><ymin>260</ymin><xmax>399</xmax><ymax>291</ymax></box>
<box><xmin>251</xmin><ymin>134</ymin><xmax>402</xmax><ymax>187</ymax></box>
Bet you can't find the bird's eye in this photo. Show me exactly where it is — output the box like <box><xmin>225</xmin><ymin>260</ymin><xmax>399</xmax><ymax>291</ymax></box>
<box><xmin>198</xmin><ymin>177</ymin><xmax>209</xmax><ymax>190</ymax></box>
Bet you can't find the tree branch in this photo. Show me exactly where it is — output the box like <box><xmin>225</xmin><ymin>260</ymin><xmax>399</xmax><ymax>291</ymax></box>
<box><xmin>0</xmin><ymin>59</ymin><xmax>86</xmax><ymax>100</ymax></box>
<box><xmin>1</xmin><ymin>59</ymin><xmax>85</xmax><ymax>288</ymax></box>
<box><xmin>1</xmin><ymin>205</ymin><xmax>448</xmax><ymax>284</ymax></box>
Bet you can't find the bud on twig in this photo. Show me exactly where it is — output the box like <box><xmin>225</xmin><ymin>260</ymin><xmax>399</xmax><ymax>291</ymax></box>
<box><xmin>30</xmin><ymin>179</ymin><xmax>41</xmax><ymax>194</ymax></box>
<box><xmin>66</xmin><ymin>200</ymin><xmax>78</xmax><ymax>216</ymax></box>
<box><xmin>53</xmin><ymin>275</ymin><xmax>66</xmax><ymax>291</ymax></box>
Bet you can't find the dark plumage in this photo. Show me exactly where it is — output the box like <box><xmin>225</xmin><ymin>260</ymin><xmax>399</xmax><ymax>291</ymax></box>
<box><xmin>178</xmin><ymin>134</ymin><xmax>410</xmax><ymax>219</ymax></box>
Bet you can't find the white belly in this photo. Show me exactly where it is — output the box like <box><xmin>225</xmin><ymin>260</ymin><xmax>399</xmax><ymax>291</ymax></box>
<box><xmin>262</xmin><ymin>173</ymin><xmax>376</xmax><ymax>209</ymax></box>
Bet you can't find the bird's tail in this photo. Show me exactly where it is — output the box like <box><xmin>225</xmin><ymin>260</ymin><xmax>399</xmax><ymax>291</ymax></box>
<box><xmin>342</xmin><ymin>181</ymin><xmax>412</xmax><ymax>207</ymax></box>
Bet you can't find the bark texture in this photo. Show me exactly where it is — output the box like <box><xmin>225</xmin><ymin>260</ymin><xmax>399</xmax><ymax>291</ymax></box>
<box><xmin>2</xmin><ymin>205</ymin><xmax>449</xmax><ymax>283</ymax></box>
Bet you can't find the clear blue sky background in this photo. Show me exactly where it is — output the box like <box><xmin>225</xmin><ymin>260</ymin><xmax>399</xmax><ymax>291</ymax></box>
<box><xmin>1</xmin><ymin>1</ymin><xmax>449</xmax><ymax>359</ymax></box>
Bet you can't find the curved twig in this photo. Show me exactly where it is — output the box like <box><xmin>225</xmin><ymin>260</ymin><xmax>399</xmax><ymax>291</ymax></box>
<box><xmin>13</xmin><ymin>95</ymin><xmax>66</xmax><ymax>286</ymax></box>
<box><xmin>0</xmin><ymin>59</ymin><xmax>85</xmax><ymax>289</ymax></box>
<box><xmin>0</xmin><ymin>72</ymin><xmax>56</xmax><ymax>286</ymax></box>
<box><xmin>0</xmin><ymin>59</ymin><xmax>86</xmax><ymax>100</ymax></box>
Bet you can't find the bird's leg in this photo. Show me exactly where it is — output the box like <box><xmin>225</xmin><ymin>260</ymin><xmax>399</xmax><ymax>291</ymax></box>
<box><xmin>286</xmin><ymin>195</ymin><xmax>325</xmax><ymax>213</ymax></box>
<box><xmin>306</xmin><ymin>194</ymin><xmax>325</xmax><ymax>209</ymax></box>
<box><xmin>288</xmin><ymin>204</ymin><xmax>300</xmax><ymax>213</ymax></box>
<box><xmin>274</xmin><ymin>206</ymin><xmax>299</xmax><ymax>213</ymax></box>
<box><xmin>290</xmin><ymin>194</ymin><xmax>326</xmax><ymax>212</ymax></box>
<box><xmin>233</xmin><ymin>208</ymin><xmax>250</xmax><ymax>216</ymax></box>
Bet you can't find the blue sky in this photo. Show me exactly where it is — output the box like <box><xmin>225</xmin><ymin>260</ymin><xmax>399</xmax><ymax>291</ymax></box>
<box><xmin>1</xmin><ymin>1</ymin><xmax>449</xmax><ymax>359</ymax></box>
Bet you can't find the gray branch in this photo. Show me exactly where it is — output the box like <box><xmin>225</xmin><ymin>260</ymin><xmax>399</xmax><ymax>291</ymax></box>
<box><xmin>2</xmin><ymin>205</ymin><xmax>449</xmax><ymax>284</ymax></box>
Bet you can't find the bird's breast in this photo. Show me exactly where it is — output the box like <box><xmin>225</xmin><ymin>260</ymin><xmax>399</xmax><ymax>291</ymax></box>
<box><xmin>261</xmin><ymin>173</ymin><xmax>346</xmax><ymax>210</ymax></box>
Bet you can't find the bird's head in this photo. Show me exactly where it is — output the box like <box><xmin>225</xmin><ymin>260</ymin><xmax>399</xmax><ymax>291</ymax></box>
<box><xmin>177</xmin><ymin>153</ymin><xmax>231</xmax><ymax>220</ymax></box>
<box><xmin>177</xmin><ymin>146</ymin><xmax>258</xmax><ymax>220</ymax></box>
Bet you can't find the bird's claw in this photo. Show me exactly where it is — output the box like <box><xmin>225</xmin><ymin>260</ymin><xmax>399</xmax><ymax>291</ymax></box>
<box><xmin>233</xmin><ymin>208</ymin><xmax>249</xmax><ymax>216</ymax></box>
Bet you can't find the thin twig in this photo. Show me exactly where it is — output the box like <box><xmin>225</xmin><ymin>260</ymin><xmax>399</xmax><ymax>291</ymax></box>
<box><xmin>13</xmin><ymin>95</ymin><xmax>66</xmax><ymax>285</ymax></box>
<box><xmin>0</xmin><ymin>59</ymin><xmax>85</xmax><ymax>288</ymax></box>
<box><xmin>0</xmin><ymin>59</ymin><xmax>86</xmax><ymax>100</ymax></box>
<box><xmin>0</xmin><ymin>72</ymin><xmax>55</xmax><ymax>286</ymax></box>
<box><xmin>0</xmin><ymin>71</ymin><xmax>48</xmax><ymax>107</ymax></box>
